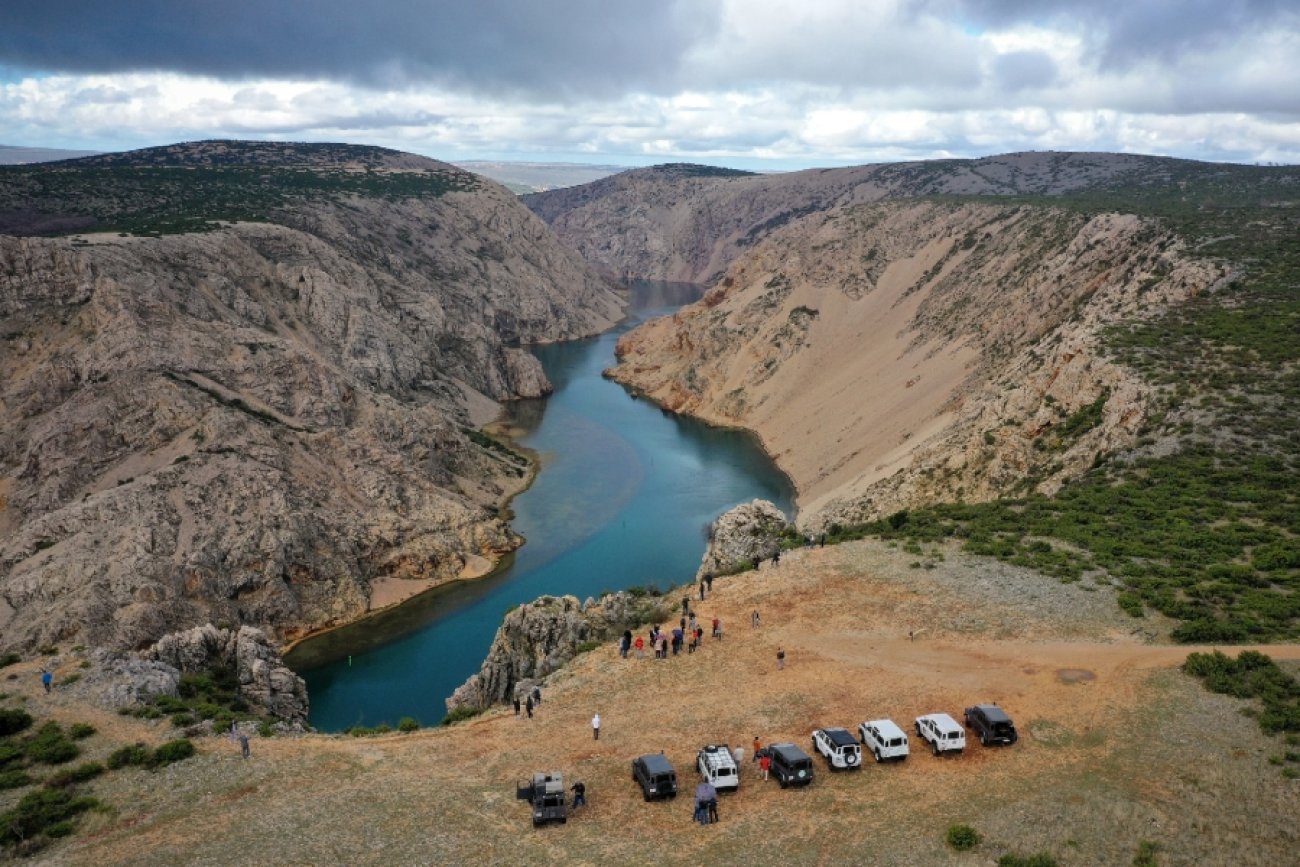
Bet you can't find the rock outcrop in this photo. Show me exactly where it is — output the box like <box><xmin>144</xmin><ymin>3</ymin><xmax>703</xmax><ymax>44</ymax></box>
<box><xmin>149</xmin><ymin>623</ymin><xmax>309</xmax><ymax>722</ymax></box>
<box><xmin>609</xmin><ymin>200</ymin><xmax>1230</xmax><ymax>526</ymax></box>
<box><xmin>695</xmin><ymin>500</ymin><xmax>791</xmax><ymax>580</ymax></box>
<box><xmin>0</xmin><ymin>141</ymin><xmax>625</xmax><ymax>654</ymax></box>
<box><xmin>447</xmin><ymin>590</ymin><xmax>671</xmax><ymax>712</ymax></box>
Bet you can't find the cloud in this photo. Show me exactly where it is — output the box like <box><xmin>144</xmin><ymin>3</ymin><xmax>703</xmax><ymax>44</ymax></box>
<box><xmin>0</xmin><ymin>0</ymin><xmax>719</xmax><ymax>98</ymax></box>
<box><xmin>917</xmin><ymin>0</ymin><xmax>1300</xmax><ymax>70</ymax></box>
<box><xmin>991</xmin><ymin>50</ymin><xmax>1057</xmax><ymax>91</ymax></box>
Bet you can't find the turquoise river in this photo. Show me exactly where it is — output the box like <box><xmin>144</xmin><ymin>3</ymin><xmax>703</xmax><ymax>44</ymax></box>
<box><xmin>287</xmin><ymin>282</ymin><xmax>794</xmax><ymax>730</ymax></box>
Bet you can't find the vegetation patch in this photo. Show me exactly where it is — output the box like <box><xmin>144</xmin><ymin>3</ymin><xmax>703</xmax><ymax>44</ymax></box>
<box><xmin>1183</xmin><ymin>650</ymin><xmax>1300</xmax><ymax>736</ymax></box>
<box><xmin>440</xmin><ymin>706</ymin><xmax>485</xmax><ymax>727</ymax></box>
<box><xmin>946</xmin><ymin>823</ymin><xmax>981</xmax><ymax>851</ymax></box>
<box><xmin>0</xmin><ymin>788</ymin><xmax>101</xmax><ymax>853</ymax></box>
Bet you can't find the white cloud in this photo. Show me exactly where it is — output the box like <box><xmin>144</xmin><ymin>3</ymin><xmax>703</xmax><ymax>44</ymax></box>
<box><xmin>1</xmin><ymin>2</ymin><xmax>1297</xmax><ymax>167</ymax></box>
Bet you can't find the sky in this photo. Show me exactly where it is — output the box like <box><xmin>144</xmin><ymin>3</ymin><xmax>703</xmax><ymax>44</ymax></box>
<box><xmin>1</xmin><ymin>0</ymin><xmax>1297</xmax><ymax>169</ymax></box>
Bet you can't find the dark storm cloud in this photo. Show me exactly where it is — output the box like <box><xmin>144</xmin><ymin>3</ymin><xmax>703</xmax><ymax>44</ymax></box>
<box><xmin>0</xmin><ymin>0</ymin><xmax>718</xmax><ymax>97</ymax></box>
<box><xmin>916</xmin><ymin>0</ymin><xmax>1298</xmax><ymax>69</ymax></box>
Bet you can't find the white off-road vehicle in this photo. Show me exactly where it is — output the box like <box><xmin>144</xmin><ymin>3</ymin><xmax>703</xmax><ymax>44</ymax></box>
<box><xmin>858</xmin><ymin>718</ymin><xmax>910</xmax><ymax>762</ymax></box>
<box><xmin>696</xmin><ymin>744</ymin><xmax>739</xmax><ymax>791</ymax></box>
<box><xmin>915</xmin><ymin>713</ymin><xmax>966</xmax><ymax>755</ymax></box>
<box><xmin>811</xmin><ymin>727</ymin><xmax>862</xmax><ymax>770</ymax></box>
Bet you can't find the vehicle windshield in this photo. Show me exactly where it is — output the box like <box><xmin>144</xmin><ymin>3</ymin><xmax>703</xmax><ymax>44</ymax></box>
<box><xmin>993</xmin><ymin>723</ymin><xmax>1013</xmax><ymax>734</ymax></box>
<box><xmin>888</xmin><ymin>738</ymin><xmax>901</xmax><ymax>746</ymax></box>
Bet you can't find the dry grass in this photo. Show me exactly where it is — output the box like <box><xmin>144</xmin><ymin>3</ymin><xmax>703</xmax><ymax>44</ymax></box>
<box><xmin>12</xmin><ymin>540</ymin><xmax>1300</xmax><ymax>866</ymax></box>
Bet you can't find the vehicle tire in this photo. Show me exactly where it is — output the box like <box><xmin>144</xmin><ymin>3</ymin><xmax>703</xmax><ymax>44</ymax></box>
<box><xmin>915</xmin><ymin>722</ymin><xmax>923</xmax><ymax>736</ymax></box>
<box><xmin>981</xmin><ymin>732</ymin><xmax>988</xmax><ymax>746</ymax></box>
<box><xmin>560</xmin><ymin>818</ymin><xmax>567</xmax><ymax>825</ymax></box>
<box><xmin>933</xmin><ymin>743</ymin><xmax>940</xmax><ymax>756</ymax></box>
<box><xmin>779</xmin><ymin>776</ymin><xmax>788</xmax><ymax>789</ymax></box>
<box><xmin>874</xmin><ymin>749</ymin><xmax>882</xmax><ymax>763</ymax></box>
<box><xmin>643</xmin><ymin>791</ymin><xmax>651</xmax><ymax>802</ymax></box>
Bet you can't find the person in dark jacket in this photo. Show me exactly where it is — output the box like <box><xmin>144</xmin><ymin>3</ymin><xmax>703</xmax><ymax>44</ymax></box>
<box><xmin>571</xmin><ymin>780</ymin><xmax>586</xmax><ymax>808</ymax></box>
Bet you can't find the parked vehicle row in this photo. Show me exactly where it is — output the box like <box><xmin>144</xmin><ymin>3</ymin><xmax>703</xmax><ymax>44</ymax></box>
<box><xmin>629</xmin><ymin>704</ymin><xmax>1015</xmax><ymax>800</ymax></box>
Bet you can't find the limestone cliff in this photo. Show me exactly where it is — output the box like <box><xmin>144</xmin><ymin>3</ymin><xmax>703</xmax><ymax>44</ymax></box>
<box><xmin>609</xmin><ymin>200</ymin><xmax>1230</xmax><ymax>526</ymax></box>
<box><xmin>446</xmin><ymin>590</ymin><xmax>672</xmax><ymax>712</ymax></box>
<box><xmin>695</xmin><ymin>499</ymin><xmax>791</xmax><ymax>580</ymax></box>
<box><xmin>0</xmin><ymin>141</ymin><xmax>624</xmax><ymax>653</ymax></box>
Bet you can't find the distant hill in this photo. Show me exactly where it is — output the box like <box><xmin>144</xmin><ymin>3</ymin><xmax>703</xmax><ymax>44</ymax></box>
<box><xmin>0</xmin><ymin>144</ymin><xmax>100</xmax><ymax>164</ymax></box>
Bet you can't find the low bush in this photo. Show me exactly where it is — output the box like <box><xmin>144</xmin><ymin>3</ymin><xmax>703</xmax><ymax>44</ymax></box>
<box><xmin>0</xmin><ymin>653</ymin><xmax>20</xmax><ymax>669</ymax></box>
<box><xmin>0</xmin><ymin>743</ymin><xmax>25</xmax><ymax>768</ymax></box>
<box><xmin>345</xmin><ymin>726</ymin><xmax>375</xmax><ymax>737</ymax></box>
<box><xmin>105</xmin><ymin>744</ymin><xmax>149</xmax><ymax>770</ymax></box>
<box><xmin>257</xmin><ymin>722</ymin><xmax>275</xmax><ymax>738</ymax></box>
<box><xmin>170</xmin><ymin>714</ymin><xmax>196</xmax><ymax>728</ymax></box>
<box><xmin>0</xmin><ymin>787</ymin><xmax>100</xmax><ymax>847</ymax></box>
<box><xmin>67</xmin><ymin>723</ymin><xmax>96</xmax><ymax>740</ymax></box>
<box><xmin>0</xmin><ymin>769</ymin><xmax>33</xmax><ymax>790</ymax></box>
<box><xmin>25</xmin><ymin>723</ymin><xmax>80</xmax><ymax>765</ymax></box>
<box><xmin>147</xmin><ymin>739</ymin><xmax>196</xmax><ymax>768</ymax></box>
<box><xmin>946</xmin><ymin>824</ymin><xmax>981</xmax><ymax>851</ymax></box>
<box><xmin>574</xmin><ymin>640</ymin><xmax>602</xmax><ymax>654</ymax></box>
<box><xmin>440</xmin><ymin>706</ymin><xmax>484</xmax><ymax>727</ymax></box>
<box><xmin>1183</xmin><ymin>650</ymin><xmax>1300</xmax><ymax>735</ymax></box>
<box><xmin>397</xmin><ymin>717</ymin><xmax>419</xmax><ymax>733</ymax></box>
<box><xmin>44</xmin><ymin>762</ymin><xmax>104</xmax><ymax>788</ymax></box>
<box><xmin>1133</xmin><ymin>840</ymin><xmax>1160</xmax><ymax>866</ymax></box>
<box><xmin>0</xmin><ymin>708</ymin><xmax>33</xmax><ymax>737</ymax></box>
<box><xmin>998</xmin><ymin>854</ymin><xmax>1058</xmax><ymax>867</ymax></box>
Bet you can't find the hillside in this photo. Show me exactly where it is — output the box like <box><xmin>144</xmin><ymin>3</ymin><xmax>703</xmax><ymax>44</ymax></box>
<box><xmin>589</xmin><ymin>155</ymin><xmax>1300</xmax><ymax>643</ymax></box>
<box><xmin>10</xmin><ymin>538</ymin><xmax>1299</xmax><ymax>864</ymax></box>
<box><xmin>0</xmin><ymin>140</ymin><xmax>624</xmax><ymax>653</ymax></box>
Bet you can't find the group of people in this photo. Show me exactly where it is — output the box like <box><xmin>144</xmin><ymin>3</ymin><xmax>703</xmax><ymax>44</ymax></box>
<box><xmin>620</xmin><ymin>601</ymin><xmax>728</xmax><ymax>662</ymax></box>
<box><xmin>512</xmin><ymin>685</ymin><xmax>544</xmax><ymax>720</ymax></box>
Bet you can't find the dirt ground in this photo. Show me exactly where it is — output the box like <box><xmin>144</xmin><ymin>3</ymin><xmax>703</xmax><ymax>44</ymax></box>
<box><xmin>9</xmin><ymin>539</ymin><xmax>1300</xmax><ymax>866</ymax></box>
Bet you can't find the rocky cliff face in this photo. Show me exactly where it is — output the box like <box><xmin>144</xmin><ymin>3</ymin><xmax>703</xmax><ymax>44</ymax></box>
<box><xmin>609</xmin><ymin>199</ymin><xmax>1230</xmax><ymax>526</ymax></box>
<box><xmin>695</xmin><ymin>500</ymin><xmax>791</xmax><ymax>580</ymax></box>
<box><xmin>0</xmin><ymin>141</ymin><xmax>624</xmax><ymax>654</ymax></box>
<box><xmin>525</xmin><ymin>152</ymin><xmax>1176</xmax><ymax>286</ymax></box>
<box><xmin>446</xmin><ymin>590</ymin><xmax>672</xmax><ymax>712</ymax></box>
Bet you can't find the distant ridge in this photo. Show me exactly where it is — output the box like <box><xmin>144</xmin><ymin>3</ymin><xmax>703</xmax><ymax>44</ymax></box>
<box><xmin>0</xmin><ymin>144</ymin><xmax>100</xmax><ymax>164</ymax></box>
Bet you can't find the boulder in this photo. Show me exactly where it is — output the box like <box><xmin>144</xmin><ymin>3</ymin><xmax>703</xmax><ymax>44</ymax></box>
<box><xmin>695</xmin><ymin>500</ymin><xmax>791</xmax><ymax>581</ymax></box>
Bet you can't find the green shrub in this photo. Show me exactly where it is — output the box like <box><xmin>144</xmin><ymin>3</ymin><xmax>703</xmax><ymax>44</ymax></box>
<box><xmin>0</xmin><ymin>743</ymin><xmax>26</xmax><ymax>769</ymax></box>
<box><xmin>170</xmin><ymin>714</ymin><xmax>196</xmax><ymax>728</ymax></box>
<box><xmin>440</xmin><ymin>706</ymin><xmax>484</xmax><ymax>727</ymax></box>
<box><xmin>67</xmin><ymin>723</ymin><xmax>96</xmax><ymax>740</ymax></box>
<box><xmin>0</xmin><ymin>708</ymin><xmax>33</xmax><ymax>737</ymax></box>
<box><xmin>0</xmin><ymin>653</ymin><xmax>20</xmax><ymax>669</ymax></box>
<box><xmin>44</xmin><ymin>762</ymin><xmax>104</xmax><ymax>788</ymax></box>
<box><xmin>397</xmin><ymin>717</ymin><xmax>419</xmax><ymax>733</ymax></box>
<box><xmin>1117</xmin><ymin>592</ymin><xmax>1145</xmax><ymax>617</ymax></box>
<box><xmin>998</xmin><ymin>855</ymin><xmax>1059</xmax><ymax>867</ymax></box>
<box><xmin>147</xmin><ymin>739</ymin><xmax>196</xmax><ymax>768</ymax></box>
<box><xmin>25</xmin><ymin>723</ymin><xmax>80</xmax><ymax>765</ymax></box>
<box><xmin>373</xmin><ymin>723</ymin><xmax>392</xmax><ymax>735</ymax></box>
<box><xmin>0</xmin><ymin>787</ymin><xmax>99</xmax><ymax>846</ymax></box>
<box><xmin>0</xmin><ymin>769</ymin><xmax>33</xmax><ymax>790</ymax></box>
<box><xmin>574</xmin><ymin>640</ymin><xmax>602</xmax><ymax>654</ymax></box>
<box><xmin>345</xmin><ymin>726</ymin><xmax>375</xmax><ymax>737</ymax></box>
<box><xmin>105</xmin><ymin>744</ymin><xmax>149</xmax><ymax>770</ymax></box>
<box><xmin>1133</xmin><ymin>840</ymin><xmax>1160</xmax><ymax>866</ymax></box>
<box><xmin>946</xmin><ymin>824</ymin><xmax>981</xmax><ymax>851</ymax></box>
<box><xmin>152</xmin><ymin>695</ymin><xmax>188</xmax><ymax>714</ymax></box>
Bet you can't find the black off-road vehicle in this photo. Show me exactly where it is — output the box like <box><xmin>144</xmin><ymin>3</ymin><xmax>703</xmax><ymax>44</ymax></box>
<box><xmin>760</xmin><ymin>743</ymin><xmax>815</xmax><ymax>788</ymax></box>
<box><xmin>964</xmin><ymin>703</ymin><xmax>1018</xmax><ymax>746</ymax></box>
<box><xmin>516</xmin><ymin>771</ymin><xmax>567</xmax><ymax>827</ymax></box>
<box><xmin>632</xmin><ymin>753</ymin><xmax>678</xmax><ymax>801</ymax></box>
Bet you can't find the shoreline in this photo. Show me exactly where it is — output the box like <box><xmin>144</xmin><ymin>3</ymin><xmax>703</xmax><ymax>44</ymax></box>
<box><xmin>281</xmin><ymin>410</ymin><xmax>542</xmax><ymax>660</ymax></box>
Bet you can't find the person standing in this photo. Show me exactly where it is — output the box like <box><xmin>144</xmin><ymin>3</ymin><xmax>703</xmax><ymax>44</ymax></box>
<box><xmin>532</xmin><ymin>685</ymin><xmax>542</xmax><ymax>706</ymax></box>
<box><xmin>733</xmin><ymin>745</ymin><xmax>745</xmax><ymax>765</ymax></box>
<box><xmin>758</xmin><ymin>752</ymin><xmax>771</xmax><ymax>781</ymax></box>
<box><xmin>591</xmin><ymin>713</ymin><xmax>601</xmax><ymax>741</ymax></box>
<box><xmin>699</xmin><ymin>580</ymin><xmax>706</xmax><ymax>601</ymax></box>
<box><xmin>634</xmin><ymin>635</ymin><xmax>645</xmax><ymax>658</ymax></box>
<box><xmin>40</xmin><ymin>670</ymin><xmax>52</xmax><ymax>693</ymax></box>
<box><xmin>682</xmin><ymin>596</ymin><xmax>691</xmax><ymax>616</ymax></box>
<box><xmin>513</xmin><ymin>696</ymin><xmax>521</xmax><ymax>717</ymax></box>
<box><xmin>238</xmin><ymin>733</ymin><xmax>250</xmax><ymax>759</ymax></box>
<box><xmin>570</xmin><ymin>780</ymin><xmax>586</xmax><ymax>808</ymax></box>
<box><xmin>772</xmin><ymin>549</ymin><xmax>781</xmax><ymax>568</ymax></box>
<box><xmin>705</xmin><ymin>573</ymin><xmax>714</xmax><ymax>592</ymax></box>
<box><xmin>751</xmin><ymin>737</ymin><xmax>762</xmax><ymax>763</ymax></box>
<box><xmin>751</xmin><ymin>610</ymin><xmax>760</xmax><ymax>628</ymax></box>
<box><xmin>620</xmin><ymin>630</ymin><xmax>632</xmax><ymax>659</ymax></box>
<box><xmin>776</xmin><ymin>647</ymin><xmax>785</xmax><ymax>670</ymax></box>
<box><xmin>711</xmin><ymin>617</ymin><xmax>721</xmax><ymax>640</ymax></box>
<box><xmin>525</xmin><ymin>696</ymin><xmax>534</xmax><ymax>719</ymax></box>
